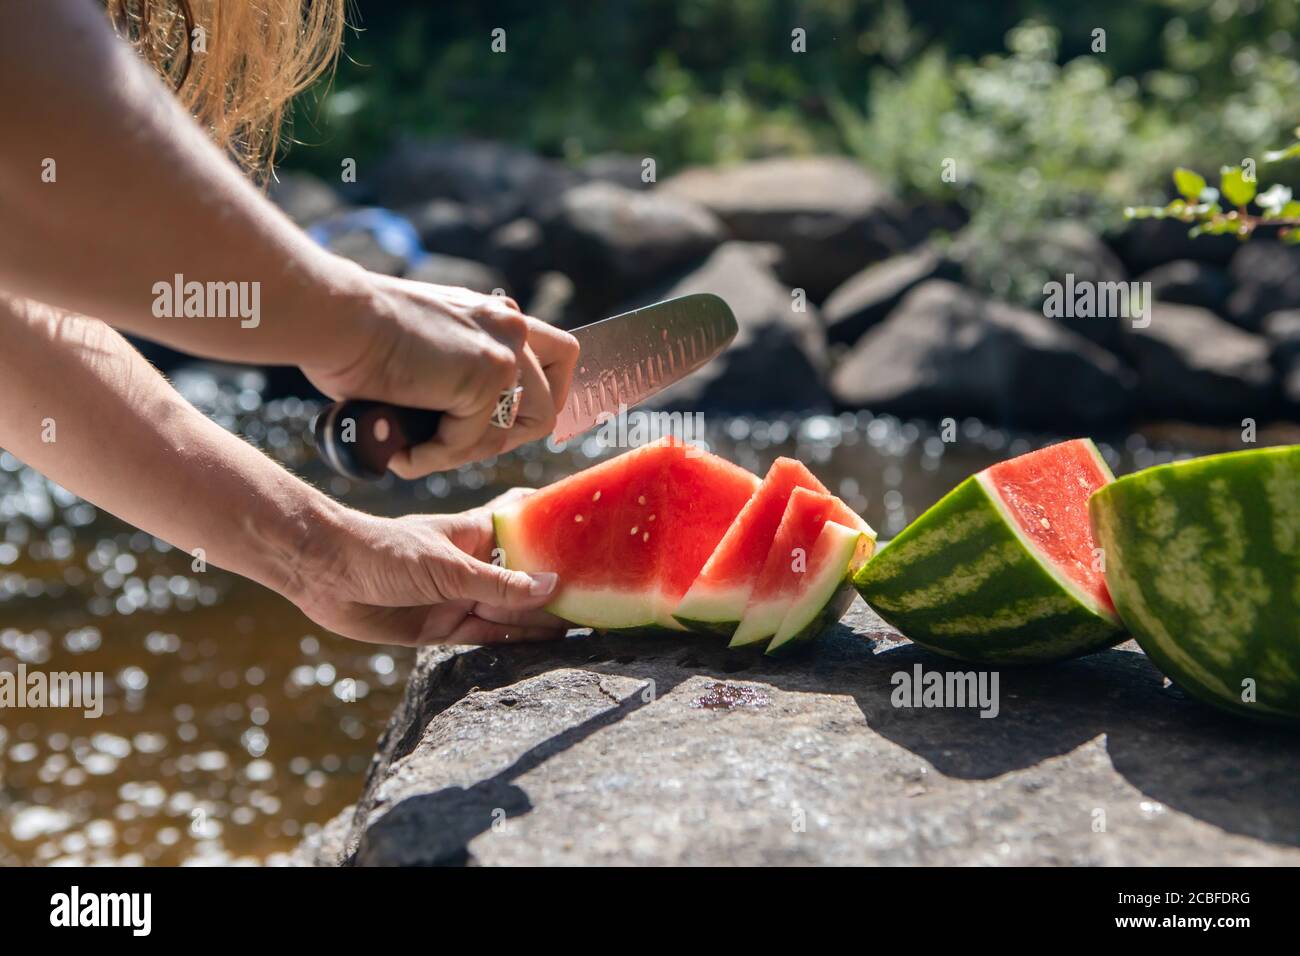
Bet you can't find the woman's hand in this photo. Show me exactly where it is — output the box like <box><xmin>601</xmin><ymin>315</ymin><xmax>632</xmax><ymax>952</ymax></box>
<box><xmin>303</xmin><ymin>271</ymin><xmax>580</xmax><ymax>478</ymax></box>
<box><xmin>290</xmin><ymin>489</ymin><xmax>571</xmax><ymax>647</ymax></box>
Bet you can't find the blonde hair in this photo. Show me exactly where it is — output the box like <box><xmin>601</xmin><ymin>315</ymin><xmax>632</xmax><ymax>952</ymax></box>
<box><xmin>106</xmin><ymin>0</ymin><xmax>345</xmax><ymax>180</ymax></box>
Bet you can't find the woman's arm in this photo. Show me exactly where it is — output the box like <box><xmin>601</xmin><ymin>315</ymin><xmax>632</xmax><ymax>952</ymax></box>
<box><xmin>0</xmin><ymin>0</ymin><xmax>359</xmax><ymax>367</ymax></box>
<box><xmin>0</xmin><ymin>293</ymin><xmax>565</xmax><ymax>646</ymax></box>
<box><xmin>0</xmin><ymin>0</ymin><xmax>580</xmax><ymax>476</ymax></box>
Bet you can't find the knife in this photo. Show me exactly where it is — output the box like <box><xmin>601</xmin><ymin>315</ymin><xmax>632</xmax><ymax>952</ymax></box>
<box><xmin>313</xmin><ymin>293</ymin><xmax>737</xmax><ymax>480</ymax></box>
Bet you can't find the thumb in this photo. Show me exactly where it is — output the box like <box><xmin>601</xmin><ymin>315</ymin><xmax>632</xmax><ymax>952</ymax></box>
<box><xmin>436</xmin><ymin>554</ymin><xmax>558</xmax><ymax>609</ymax></box>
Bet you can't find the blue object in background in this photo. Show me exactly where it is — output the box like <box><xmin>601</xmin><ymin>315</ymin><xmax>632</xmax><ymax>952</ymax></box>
<box><xmin>307</xmin><ymin>207</ymin><xmax>430</xmax><ymax>270</ymax></box>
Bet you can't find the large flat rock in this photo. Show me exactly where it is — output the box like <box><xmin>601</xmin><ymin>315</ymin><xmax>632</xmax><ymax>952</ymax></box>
<box><xmin>300</xmin><ymin>602</ymin><xmax>1300</xmax><ymax>866</ymax></box>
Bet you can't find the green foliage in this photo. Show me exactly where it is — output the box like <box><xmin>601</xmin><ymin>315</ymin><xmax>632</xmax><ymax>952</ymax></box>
<box><xmin>276</xmin><ymin>1</ymin><xmax>1300</xmax><ymax>287</ymax></box>
<box><xmin>1127</xmin><ymin>135</ymin><xmax>1300</xmax><ymax>243</ymax></box>
<box><xmin>834</xmin><ymin>22</ymin><xmax>1194</xmax><ymax>304</ymax></box>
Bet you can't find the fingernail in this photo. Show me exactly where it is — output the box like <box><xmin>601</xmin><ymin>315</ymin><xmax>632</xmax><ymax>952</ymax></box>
<box><xmin>527</xmin><ymin>572</ymin><xmax>558</xmax><ymax>596</ymax></box>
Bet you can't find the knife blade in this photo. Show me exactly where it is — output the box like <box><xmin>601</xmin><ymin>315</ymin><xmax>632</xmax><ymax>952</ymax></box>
<box><xmin>313</xmin><ymin>293</ymin><xmax>737</xmax><ymax>480</ymax></box>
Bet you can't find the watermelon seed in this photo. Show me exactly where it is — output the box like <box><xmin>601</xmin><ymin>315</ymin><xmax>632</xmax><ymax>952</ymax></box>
<box><xmin>648</xmin><ymin>514</ymin><xmax>656</xmax><ymax>522</ymax></box>
<box><xmin>1040</xmin><ymin>517</ymin><xmax>1051</xmax><ymax>529</ymax></box>
<box><xmin>574</xmin><ymin>514</ymin><xmax>583</xmax><ymax>523</ymax></box>
<box><xmin>637</xmin><ymin>496</ymin><xmax>646</xmax><ymax>505</ymax></box>
<box><xmin>643</xmin><ymin>531</ymin><xmax>650</xmax><ymax>542</ymax></box>
<box><xmin>630</xmin><ymin>526</ymin><xmax>638</xmax><ymax>535</ymax></box>
<box><xmin>592</xmin><ymin>490</ymin><xmax>602</xmax><ymax>502</ymax></box>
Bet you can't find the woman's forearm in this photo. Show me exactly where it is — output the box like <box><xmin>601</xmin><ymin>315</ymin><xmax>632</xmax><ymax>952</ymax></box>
<box><xmin>0</xmin><ymin>0</ymin><xmax>366</xmax><ymax>367</ymax></box>
<box><xmin>0</xmin><ymin>294</ymin><xmax>341</xmax><ymax>599</ymax></box>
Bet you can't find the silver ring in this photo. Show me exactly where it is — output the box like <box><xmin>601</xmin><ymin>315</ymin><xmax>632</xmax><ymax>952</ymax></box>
<box><xmin>490</xmin><ymin>385</ymin><xmax>524</xmax><ymax>429</ymax></box>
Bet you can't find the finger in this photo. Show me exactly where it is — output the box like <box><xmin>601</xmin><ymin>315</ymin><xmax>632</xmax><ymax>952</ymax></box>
<box><xmin>499</xmin><ymin>345</ymin><xmax>554</xmax><ymax>452</ymax></box>
<box><xmin>525</xmin><ymin>318</ymin><xmax>580</xmax><ymax>417</ymax></box>
<box><xmin>470</xmin><ymin>602</ymin><xmax>571</xmax><ymax>630</ymax></box>
<box><xmin>431</xmin><ymin>552</ymin><xmax>558</xmax><ymax>609</ymax></box>
<box><xmin>433</xmin><ymin>614</ymin><xmax>566</xmax><ymax>646</ymax></box>
<box><xmin>390</xmin><ymin>344</ymin><xmax>517</xmax><ymax>478</ymax></box>
<box><xmin>323</xmin><ymin>604</ymin><xmax>445</xmax><ymax>647</ymax></box>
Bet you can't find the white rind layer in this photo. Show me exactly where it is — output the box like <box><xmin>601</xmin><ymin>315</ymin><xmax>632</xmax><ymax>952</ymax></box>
<box><xmin>728</xmin><ymin>598</ymin><xmax>787</xmax><ymax>647</ymax></box>
<box><xmin>767</xmin><ymin>523</ymin><xmax>867</xmax><ymax>652</ymax></box>
<box><xmin>673</xmin><ymin>582</ymin><xmax>754</xmax><ymax>625</ymax></box>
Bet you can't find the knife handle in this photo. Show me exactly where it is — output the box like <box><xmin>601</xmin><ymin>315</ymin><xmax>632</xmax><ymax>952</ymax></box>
<box><xmin>313</xmin><ymin>400</ymin><xmax>442</xmax><ymax>481</ymax></box>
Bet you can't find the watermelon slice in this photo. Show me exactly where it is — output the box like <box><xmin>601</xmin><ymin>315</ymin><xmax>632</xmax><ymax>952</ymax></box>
<box><xmin>1090</xmin><ymin>445</ymin><xmax>1300</xmax><ymax>722</ymax></box>
<box><xmin>767</xmin><ymin>520</ymin><xmax>873</xmax><ymax>655</ymax></box>
<box><xmin>729</xmin><ymin>487</ymin><xmax>874</xmax><ymax>649</ymax></box>
<box><xmin>672</xmin><ymin>457</ymin><xmax>831</xmax><ymax>635</ymax></box>
<box><xmin>853</xmin><ymin>438</ymin><xmax>1125</xmax><ymax>664</ymax></box>
<box><xmin>493</xmin><ymin>437</ymin><xmax>759</xmax><ymax>631</ymax></box>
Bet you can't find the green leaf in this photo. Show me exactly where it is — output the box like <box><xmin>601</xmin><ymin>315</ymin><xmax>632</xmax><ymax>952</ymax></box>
<box><xmin>1173</xmin><ymin>167</ymin><xmax>1206</xmax><ymax>201</ymax></box>
<box><xmin>1220</xmin><ymin>166</ymin><xmax>1256</xmax><ymax>207</ymax></box>
<box><xmin>1262</xmin><ymin>142</ymin><xmax>1300</xmax><ymax>163</ymax></box>
<box><xmin>1278</xmin><ymin>200</ymin><xmax>1300</xmax><ymax>220</ymax></box>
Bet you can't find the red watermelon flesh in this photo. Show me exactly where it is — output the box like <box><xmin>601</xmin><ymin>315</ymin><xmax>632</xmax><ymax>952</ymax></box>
<box><xmin>729</xmin><ymin>487</ymin><xmax>871</xmax><ymax>647</ymax></box>
<box><xmin>493</xmin><ymin>437</ymin><xmax>759</xmax><ymax>630</ymax></box>
<box><xmin>980</xmin><ymin>438</ymin><xmax>1116</xmax><ymax>614</ymax></box>
<box><xmin>672</xmin><ymin>457</ymin><xmax>831</xmax><ymax>634</ymax></box>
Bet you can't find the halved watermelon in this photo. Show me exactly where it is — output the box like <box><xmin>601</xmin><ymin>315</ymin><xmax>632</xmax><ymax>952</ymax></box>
<box><xmin>767</xmin><ymin>520</ymin><xmax>873</xmax><ymax>655</ymax></box>
<box><xmin>853</xmin><ymin>438</ymin><xmax>1125</xmax><ymax>664</ymax></box>
<box><xmin>672</xmin><ymin>457</ymin><xmax>831</xmax><ymax>635</ymax></box>
<box><xmin>493</xmin><ymin>437</ymin><xmax>759</xmax><ymax>631</ymax></box>
<box><xmin>1090</xmin><ymin>445</ymin><xmax>1300</xmax><ymax>722</ymax></box>
<box><xmin>729</xmin><ymin>487</ymin><xmax>874</xmax><ymax>649</ymax></box>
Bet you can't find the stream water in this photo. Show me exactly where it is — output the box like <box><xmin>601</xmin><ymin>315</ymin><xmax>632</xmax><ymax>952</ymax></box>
<box><xmin>1</xmin><ymin>366</ymin><xmax>1293</xmax><ymax>865</ymax></box>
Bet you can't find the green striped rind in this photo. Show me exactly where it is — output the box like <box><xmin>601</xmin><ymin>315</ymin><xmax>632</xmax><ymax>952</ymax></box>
<box><xmin>1089</xmin><ymin>445</ymin><xmax>1300</xmax><ymax>723</ymax></box>
<box><xmin>766</xmin><ymin>526</ymin><xmax>869</xmax><ymax>656</ymax></box>
<box><xmin>672</xmin><ymin>614</ymin><xmax>740</xmax><ymax>637</ymax></box>
<box><xmin>852</xmin><ymin>476</ymin><xmax>1125</xmax><ymax>664</ymax></box>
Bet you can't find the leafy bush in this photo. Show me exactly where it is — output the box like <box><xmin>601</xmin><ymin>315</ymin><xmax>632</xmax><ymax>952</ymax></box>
<box><xmin>833</xmin><ymin>12</ymin><xmax>1300</xmax><ymax>302</ymax></box>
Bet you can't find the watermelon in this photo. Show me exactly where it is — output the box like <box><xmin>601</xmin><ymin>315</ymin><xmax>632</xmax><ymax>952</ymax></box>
<box><xmin>673</xmin><ymin>457</ymin><xmax>831</xmax><ymax>635</ymax></box>
<box><xmin>729</xmin><ymin>487</ymin><xmax>874</xmax><ymax>649</ymax></box>
<box><xmin>767</xmin><ymin>520</ymin><xmax>873</xmax><ymax>655</ymax></box>
<box><xmin>853</xmin><ymin>438</ymin><xmax>1125</xmax><ymax>664</ymax></box>
<box><xmin>1089</xmin><ymin>445</ymin><xmax>1300</xmax><ymax>722</ymax></box>
<box><xmin>493</xmin><ymin>437</ymin><xmax>758</xmax><ymax>631</ymax></box>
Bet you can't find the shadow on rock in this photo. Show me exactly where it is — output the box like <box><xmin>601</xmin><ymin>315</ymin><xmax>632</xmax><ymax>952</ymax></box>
<box><xmin>350</xmin><ymin>604</ymin><xmax>1299</xmax><ymax>861</ymax></box>
<box><xmin>351</xmin><ymin>674</ymin><xmax>659</xmax><ymax>866</ymax></box>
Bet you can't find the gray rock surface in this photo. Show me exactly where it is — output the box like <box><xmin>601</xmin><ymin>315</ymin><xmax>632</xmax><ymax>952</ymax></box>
<box><xmin>824</xmin><ymin>245</ymin><xmax>959</xmax><ymax>347</ymax></box>
<box><xmin>322</xmin><ymin>227</ymin><xmax>408</xmax><ymax>277</ymax></box>
<box><xmin>1226</xmin><ymin>241</ymin><xmax>1300</xmax><ymax>332</ymax></box>
<box><xmin>579</xmin><ymin>152</ymin><xmax>654</xmax><ymax>191</ymax></box>
<box><xmin>404</xmin><ymin>254</ymin><xmax>509</xmax><ymax>296</ymax></box>
<box><xmin>373</xmin><ymin>137</ymin><xmax>581</xmax><ymax>224</ymax></box>
<box><xmin>1124</xmin><ymin>303</ymin><xmax>1277</xmax><ymax>421</ymax></box>
<box><xmin>1138</xmin><ymin>259</ymin><xmax>1233</xmax><ymax>315</ymax></box>
<box><xmin>1264</xmin><ymin>310</ymin><xmax>1300</xmax><ymax>408</ymax></box>
<box><xmin>400</xmin><ymin>199</ymin><xmax>494</xmax><ymax>261</ymax></box>
<box><xmin>268</xmin><ymin>172</ymin><xmax>347</xmax><ymax>227</ymax></box>
<box><xmin>1110</xmin><ymin>216</ymin><xmax>1239</xmax><ymax>274</ymax></box>
<box><xmin>544</xmin><ymin>182</ymin><xmax>724</xmax><ymax>314</ymax></box>
<box><xmin>299</xmin><ymin>599</ymin><xmax>1300</xmax><ymax>866</ymax></box>
<box><xmin>1036</xmin><ymin>222</ymin><xmax>1131</xmax><ymax>351</ymax></box>
<box><xmin>620</xmin><ymin>242</ymin><xmax>830</xmax><ymax>411</ymax></box>
<box><xmin>830</xmin><ymin>280</ymin><xmax>1134</xmax><ymax>427</ymax></box>
<box><xmin>662</xmin><ymin>156</ymin><xmax>907</xmax><ymax>300</ymax></box>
